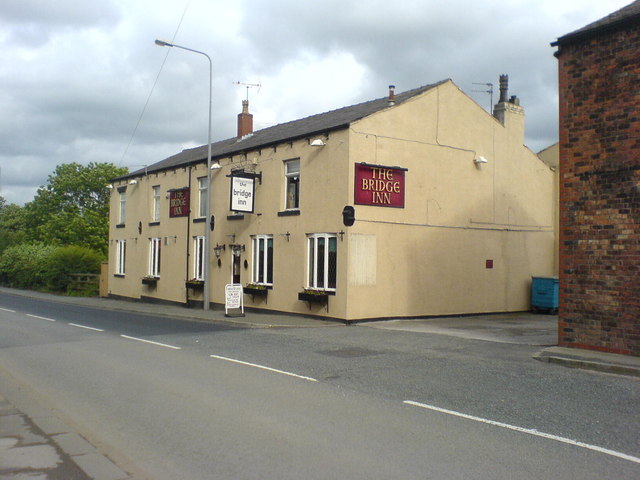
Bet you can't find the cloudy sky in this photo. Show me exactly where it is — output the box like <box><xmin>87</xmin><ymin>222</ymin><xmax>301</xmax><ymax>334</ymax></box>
<box><xmin>0</xmin><ymin>0</ymin><xmax>632</xmax><ymax>205</ymax></box>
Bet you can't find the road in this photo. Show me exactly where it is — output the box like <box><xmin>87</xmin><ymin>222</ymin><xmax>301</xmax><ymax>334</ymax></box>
<box><xmin>0</xmin><ymin>291</ymin><xmax>638</xmax><ymax>479</ymax></box>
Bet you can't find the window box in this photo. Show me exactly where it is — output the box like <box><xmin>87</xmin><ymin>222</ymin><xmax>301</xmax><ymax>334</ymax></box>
<box><xmin>244</xmin><ymin>284</ymin><xmax>269</xmax><ymax>298</ymax></box>
<box><xmin>185</xmin><ymin>279</ymin><xmax>204</xmax><ymax>291</ymax></box>
<box><xmin>142</xmin><ymin>276</ymin><xmax>158</xmax><ymax>286</ymax></box>
<box><xmin>298</xmin><ymin>288</ymin><xmax>333</xmax><ymax>306</ymax></box>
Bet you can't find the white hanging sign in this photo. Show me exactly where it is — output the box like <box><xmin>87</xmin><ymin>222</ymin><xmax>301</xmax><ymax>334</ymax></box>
<box><xmin>230</xmin><ymin>176</ymin><xmax>255</xmax><ymax>213</ymax></box>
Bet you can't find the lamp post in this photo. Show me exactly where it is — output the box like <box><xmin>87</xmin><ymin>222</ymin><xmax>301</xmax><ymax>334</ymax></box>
<box><xmin>155</xmin><ymin>39</ymin><xmax>213</xmax><ymax>311</ymax></box>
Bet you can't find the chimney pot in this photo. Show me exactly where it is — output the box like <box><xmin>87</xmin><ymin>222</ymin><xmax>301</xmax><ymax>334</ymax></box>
<box><xmin>388</xmin><ymin>85</ymin><xmax>396</xmax><ymax>105</ymax></box>
<box><xmin>498</xmin><ymin>74</ymin><xmax>509</xmax><ymax>103</ymax></box>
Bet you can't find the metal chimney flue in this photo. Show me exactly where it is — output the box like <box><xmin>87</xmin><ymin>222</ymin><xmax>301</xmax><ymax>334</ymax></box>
<box><xmin>498</xmin><ymin>74</ymin><xmax>509</xmax><ymax>103</ymax></box>
<box><xmin>388</xmin><ymin>85</ymin><xmax>396</xmax><ymax>105</ymax></box>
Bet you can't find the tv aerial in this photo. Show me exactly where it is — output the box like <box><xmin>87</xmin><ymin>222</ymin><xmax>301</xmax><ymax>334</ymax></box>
<box><xmin>472</xmin><ymin>82</ymin><xmax>494</xmax><ymax>112</ymax></box>
<box><xmin>234</xmin><ymin>81</ymin><xmax>262</xmax><ymax>101</ymax></box>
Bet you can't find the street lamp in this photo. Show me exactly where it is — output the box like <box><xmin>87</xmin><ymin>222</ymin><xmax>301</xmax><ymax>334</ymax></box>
<box><xmin>155</xmin><ymin>38</ymin><xmax>214</xmax><ymax>311</ymax></box>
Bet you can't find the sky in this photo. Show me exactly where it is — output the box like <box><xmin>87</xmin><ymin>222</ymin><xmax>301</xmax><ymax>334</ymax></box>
<box><xmin>0</xmin><ymin>0</ymin><xmax>633</xmax><ymax>205</ymax></box>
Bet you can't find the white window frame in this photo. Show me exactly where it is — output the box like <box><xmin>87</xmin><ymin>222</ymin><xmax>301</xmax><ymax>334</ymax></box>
<box><xmin>118</xmin><ymin>190</ymin><xmax>126</xmax><ymax>224</ymax></box>
<box><xmin>149</xmin><ymin>237</ymin><xmax>161</xmax><ymax>277</ymax></box>
<box><xmin>307</xmin><ymin>233</ymin><xmax>337</xmax><ymax>291</ymax></box>
<box><xmin>193</xmin><ymin>235</ymin><xmax>205</xmax><ymax>281</ymax></box>
<box><xmin>115</xmin><ymin>240</ymin><xmax>126</xmax><ymax>275</ymax></box>
<box><xmin>251</xmin><ymin>235</ymin><xmax>273</xmax><ymax>285</ymax></box>
<box><xmin>151</xmin><ymin>185</ymin><xmax>161</xmax><ymax>222</ymax></box>
<box><xmin>284</xmin><ymin>159</ymin><xmax>300</xmax><ymax>210</ymax></box>
<box><xmin>198</xmin><ymin>176</ymin><xmax>208</xmax><ymax>218</ymax></box>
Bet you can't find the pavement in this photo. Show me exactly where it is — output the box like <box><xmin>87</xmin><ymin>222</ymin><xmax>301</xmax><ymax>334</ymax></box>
<box><xmin>1</xmin><ymin>286</ymin><xmax>639</xmax><ymax>479</ymax></box>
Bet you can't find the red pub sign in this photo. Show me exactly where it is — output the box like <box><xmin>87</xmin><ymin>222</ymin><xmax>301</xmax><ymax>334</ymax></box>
<box><xmin>169</xmin><ymin>188</ymin><xmax>190</xmax><ymax>218</ymax></box>
<box><xmin>354</xmin><ymin>163</ymin><xmax>406</xmax><ymax>208</ymax></box>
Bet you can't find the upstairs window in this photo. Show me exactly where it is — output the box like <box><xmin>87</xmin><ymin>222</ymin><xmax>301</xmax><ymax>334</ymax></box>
<box><xmin>284</xmin><ymin>159</ymin><xmax>300</xmax><ymax>210</ymax></box>
<box><xmin>307</xmin><ymin>233</ymin><xmax>337</xmax><ymax>290</ymax></box>
<box><xmin>151</xmin><ymin>185</ymin><xmax>161</xmax><ymax>222</ymax></box>
<box><xmin>118</xmin><ymin>190</ymin><xmax>126</xmax><ymax>225</ymax></box>
<box><xmin>198</xmin><ymin>177</ymin><xmax>208</xmax><ymax>218</ymax></box>
<box><xmin>252</xmin><ymin>235</ymin><xmax>273</xmax><ymax>285</ymax></box>
<box><xmin>149</xmin><ymin>237</ymin><xmax>161</xmax><ymax>277</ymax></box>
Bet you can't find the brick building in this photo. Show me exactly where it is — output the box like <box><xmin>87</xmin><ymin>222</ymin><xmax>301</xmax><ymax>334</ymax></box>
<box><xmin>553</xmin><ymin>1</ymin><xmax>640</xmax><ymax>355</ymax></box>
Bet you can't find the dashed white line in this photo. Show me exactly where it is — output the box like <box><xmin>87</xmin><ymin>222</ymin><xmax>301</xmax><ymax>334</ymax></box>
<box><xmin>68</xmin><ymin>323</ymin><xmax>104</xmax><ymax>332</ymax></box>
<box><xmin>403</xmin><ymin>400</ymin><xmax>640</xmax><ymax>465</ymax></box>
<box><xmin>0</xmin><ymin>307</ymin><xmax>16</xmax><ymax>313</ymax></box>
<box><xmin>26</xmin><ymin>314</ymin><xmax>56</xmax><ymax>322</ymax></box>
<box><xmin>120</xmin><ymin>335</ymin><xmax>181</xmax><ymax>350</ymax></box>
<box><xmin>209</xmin><ymin>354</ymin><xmax>317</xmax><ymax>382</ymax></box>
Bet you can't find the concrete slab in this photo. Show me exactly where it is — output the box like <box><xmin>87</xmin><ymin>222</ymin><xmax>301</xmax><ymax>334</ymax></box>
<box><xmin>51</xmin><ymin>432</ymin><xmax>96</xmax><ymax>456</ymax></box>
<box><xmin>72</xmin><ymin>453</ymin><xmax>131</xmax><ymax>480</ymax></box>
<box><xmin>362</xmin><ymin>312</ymin><xmax>558</xmax><ymax>346</ymax></box>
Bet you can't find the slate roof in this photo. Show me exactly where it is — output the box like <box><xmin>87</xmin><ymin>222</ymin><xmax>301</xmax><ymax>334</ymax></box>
<box><xmin>552</xmin><ymin>0</ymin><xmax>640</xmax><ymax>47</ymax></box>
<box><xmin>119</xmin><ymin>80</ymin><xmax>448</xmax><ymax>180</ymax></box>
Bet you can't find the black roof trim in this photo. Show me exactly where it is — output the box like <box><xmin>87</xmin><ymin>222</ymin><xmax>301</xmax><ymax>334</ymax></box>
<box><xmin>114</xmin><ymin>80</ymin><xmax>448</xmax><ymax>181</ymax></box>
<box><xmin>552</xmin><ymin>0</ymin><xmax>640</xmax><ymax>47</ymax></box>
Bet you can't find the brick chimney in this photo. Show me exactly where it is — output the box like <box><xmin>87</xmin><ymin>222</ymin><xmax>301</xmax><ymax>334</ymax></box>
<box><xmin>237</xmin><ymin>100</ymin><xmax>253</xmax><ymax>138</ymax></box>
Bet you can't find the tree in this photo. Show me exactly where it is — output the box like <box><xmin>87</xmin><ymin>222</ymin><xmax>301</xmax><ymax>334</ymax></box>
<box><xmin>0</xmin><ymin>196</ymin><xmax>26</xmax><ymax>255</ymax></box>
<box><xmin>23</xmin><ymin>163</ymin><xmax>128</xmax><ymax>255</ymax></box>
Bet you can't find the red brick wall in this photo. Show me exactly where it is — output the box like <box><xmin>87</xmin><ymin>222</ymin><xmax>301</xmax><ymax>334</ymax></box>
<box><xmin>558</xmin><ymin>23</ymin><xmax>640</xmax><ymax>356</ymax></box>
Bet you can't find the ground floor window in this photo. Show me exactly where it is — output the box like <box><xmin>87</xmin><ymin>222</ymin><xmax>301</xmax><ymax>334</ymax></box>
<box><xmin>194</xmin><ymin>236</ymin><xmax>205</xmax><ymax>281</ymax></box>
<box><xmin>252</xmin><ymin>235</ymin><xmax>273</xmax><ymax>285</ymax></box>
<box><xmin>307</xmin><ymin>233</ymin><xmax>337</xmax><ymax>290</ymax></box>
<box><xmin>115</xmin><ymin>240</ymin><xmax>126</xmax><ymax>275</ymax></box>
<box><xmin>149</xmin><ymin>237</ymin><xmax>161</xmax><ymax>277</ymax></box>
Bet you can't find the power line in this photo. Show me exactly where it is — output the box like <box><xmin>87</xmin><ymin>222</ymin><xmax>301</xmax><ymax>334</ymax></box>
<box><xmin>119</xmin><ymin>0</ymin><xmax>192</xmax><ymax>167</ymax></box>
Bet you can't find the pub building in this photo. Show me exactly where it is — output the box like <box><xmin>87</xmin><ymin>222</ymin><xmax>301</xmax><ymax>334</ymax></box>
<box><xmin>108</xmin><ymin>77</ymin><xmax>557</xmax><ymax>322</ymax></box>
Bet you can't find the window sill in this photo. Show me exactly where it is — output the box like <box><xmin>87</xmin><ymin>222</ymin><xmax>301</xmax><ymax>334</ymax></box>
<box><xmin>193</xmin><ymin>217</ymin><xmax>206</xmax><ymax>223</ymax></box>
<box><xmin>113</xmin><ymin>274</ymin><xmax>125</xmax><ymax>278</ymax></box>
<box><xmin>148</xmin><ymin>221</ymin><xmax>160</xmax><ymax>227</ymax></box>
<box><xmin>277</xmin><ymin>209</ymin><xmax>300</xmax><ymax>217</ymax></box>
<box><xmin>116</xmin><ymin>224</ymin><xmax>125</xmax><ymax>229</ymax></box>
<box><xmin>227</xmin><ymin>214</ymin><xmax>245</xmax><ymax>221</ymax></box>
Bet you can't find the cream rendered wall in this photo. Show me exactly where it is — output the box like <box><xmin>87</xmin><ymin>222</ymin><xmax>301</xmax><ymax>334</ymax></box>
<box><xmin>344</xmin><ymin>80</ymin><xmax>555</xmax><ymax>319</ymax></box>
<box><xmin>109</xmin><ymin>130</ymin><xmax>353</xmax><ymax>319</ymax></box>
<box><xmin>205</xmin><ymin>130</ymin><xmax>352</xmax><ymax>318</ymax></box>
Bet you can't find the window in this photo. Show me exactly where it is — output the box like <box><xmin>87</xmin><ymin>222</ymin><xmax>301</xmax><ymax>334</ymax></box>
<box><xmin>198</xmin><ymin>176</ymin><xmax>208</xmax><ymax>218</ymax></box>
<box><xmin>115</xmin><ymin>240</ymin><xmax>126</xmax><ymax>275</ymax></box>
<box><xmin>151</xmin><ymin>185</ymin><xmax>161</xmax><ymax>222</ymax></box>
<box><xmin>193</xmin><ymin>236</ymin><xmax>205</xmax><ymax>281</ymax></box>
<box><xmin>149</xmin><ymin>237</ymin><xmax>161</xmax><ymax>277</ymax></box>
<box><xmin>284</xmin><ymin>159</ymin><xmax>300</xmax><ymax>210</ymax></box>
<box><xmin>118</xmin><ymin>190</ymin><xmax>126</xmax><ymax>224</ymax></box>
<box><xmin>307</xmin><ymin>233</ymin><xmax>337</xmax><ymax>290</ymax></box>
<box><xmin>252</xmin><ymin>235</ymin><xmax>273</xmax><ymax>285</ymax></box>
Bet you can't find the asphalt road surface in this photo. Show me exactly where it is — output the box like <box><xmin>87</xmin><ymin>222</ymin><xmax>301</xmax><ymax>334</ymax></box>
<box><xmin>1</xmin><ymin>292</ymin><xmax>638</xmax><ymax>479</ymax></box>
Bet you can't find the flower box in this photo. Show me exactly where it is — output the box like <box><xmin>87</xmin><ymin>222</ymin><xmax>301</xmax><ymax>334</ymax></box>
<box><xmin>298</xmin><ymin>290</ymin><xmax>330</xmax><ymax>304</ymax></box>
<box><xmin>141</xmin><ymin>276</ymin><xmax>158</xmax><ymax>286</ymax></box>
<box><xmin>185</xmin><ymin>280</ymin><xmax>204</xmax><ymax>291</ymax></box>
<box><xmin>244</xmin><ymin>285</ymin><xmax>269</xmax><ymax>297</ymax></box>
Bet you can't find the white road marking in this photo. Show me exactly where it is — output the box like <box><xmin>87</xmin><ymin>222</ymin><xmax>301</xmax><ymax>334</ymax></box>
<box><xmin>120</xmin><ymin>335</ymin><xmax>181</xmax><ymax>350</ymax></box>
<box><xmin>26</xmin><ymin>314</ymin><xmax>56</xmax><ymax>322</ymax></box>
<box><xmin>210</xmin><ymin>354</ymin><xmax>317</xmax><ymax>382</ymax></box>
<box><xmin>0</xmin><ymin>307</ymin><xmax>16</xmax><ymax>313</ymax></box>
<box><xmin>68</xmin><ymin>323</ymin><xmax>104</xmax><ymax>332</ymax></box>
<box><xmin>404</xmin><ymin>400</ymin><xmax>640</xmax><ymax>465</ymax></box>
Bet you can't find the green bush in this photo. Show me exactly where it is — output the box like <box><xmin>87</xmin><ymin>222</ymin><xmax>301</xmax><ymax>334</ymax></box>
<box><xmin>44</xmin><ymin>245</ymin><xmax>103</xmax><ymax>293</ymax></box>
<box><xmin>0</xmin><ymin>243</ymin><xmax>57</xmax><ymax>289</ymax></box>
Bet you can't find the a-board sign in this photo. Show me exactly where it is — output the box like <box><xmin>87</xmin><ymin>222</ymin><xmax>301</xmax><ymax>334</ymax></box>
<box><xmin>224</xmin><ymin>283</ymin><xmax>245</xmax><ymax>317</ymax></box>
